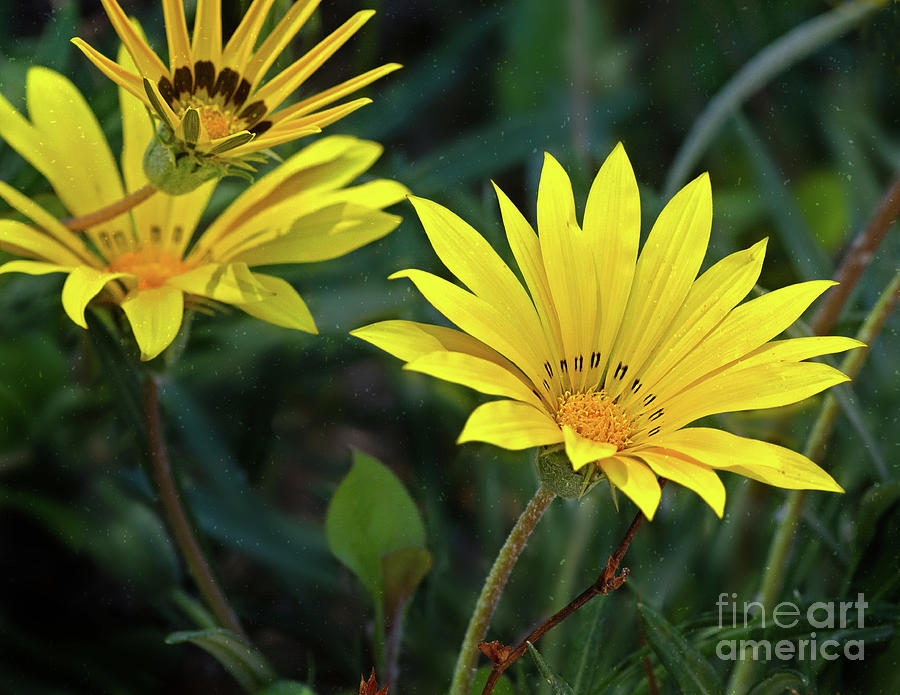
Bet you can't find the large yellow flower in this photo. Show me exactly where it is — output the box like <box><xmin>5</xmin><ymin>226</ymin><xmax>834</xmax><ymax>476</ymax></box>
<box><xmin>72</xmin><ymin>0</ymin><xmax>399</xmax><ymax>187</ymax></box>
<box><xmin>352</xmin><ymin>145</ymin><xmax>859</xmax><ymax>519</ymax></box>
<box><xmin>0</xmin><ymin>66</ymin><xmax>406</xmax><ymax>360</ymax></box>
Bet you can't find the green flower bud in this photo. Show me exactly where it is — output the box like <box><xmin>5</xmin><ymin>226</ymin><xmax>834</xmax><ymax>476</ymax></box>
<box><xmin>143</xmin><ymin>130</ymin><xmax>225</xmax><ymax>195</ymax></box>
<box><xmin>535</xmin><ymin>445</ymin><xmax>605</xmax><ymax>499</ymax></box>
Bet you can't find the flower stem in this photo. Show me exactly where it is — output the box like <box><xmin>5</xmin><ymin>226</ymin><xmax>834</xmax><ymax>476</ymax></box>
<box><xmin>143</xmin><ymin>374</ymin><xmax>246</xmax><ymax>638</ymax></box>
<box><xmin>63</xmin><ymin>184</ymin><xmax>157</xmax><ymax>231</ymax></box>
<box><xmin>449</xmin><ymin>486</ymin><xmax>556</xmax><ymax>695</ymax></box>
<box><xmin>664</xmin><ymin>0</ymin><xmax>884</xmax><ymax>198</ymax></box>
<box><xmin>727</xmin><ymin>268</ymin><xmax>900</xmax><ymax>695</ymax></box>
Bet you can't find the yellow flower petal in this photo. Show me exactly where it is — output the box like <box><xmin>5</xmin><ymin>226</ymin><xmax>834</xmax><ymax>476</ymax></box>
<box><xmin>242</xmin><ymin>0</ymin><xmax>322</xmax><ymax>89</ymax></box>
<box><xmin>166</xmin><ymin>263</ymin><xmax>271</xmax><ymax>304</ymax></box>
<box><xmin>583</xmin><ymin>143</ymin><xmax>640</xmax><ymax>372</ymax></box>
<box><xmin>651</xmin><ymin>279</ymin><xmax>836</xmax><ymax>403</ymax></box>
<box><xmin>62</xmin><ymin>267</ymin><xmax>131</xmax><ymax>329</ymax></box>
<box><xmin>0</xmin><ymin>260</ymin><xmax>69</xmax><ymax>276</ymax></box>
<box><xmin>624</xmin><ymin>238</ymin><xmax>767</xmax><ymax>409</ymax></box>
<box><xmin>649</xmin><ymin>428</ymin><xmax>842</xmax><ymax>492</ymax></box>
<box><xmin>0</xmin><ymin>220</ymin><xmax>86</xmax><ymax>266</ymax></box>
<box><xmin>222</xmin><ymin>0</ymin><xmax>278</xmax><ymax>68</ymax></box>
<box><xmin>404</xmin><ymin>351</ymin><xmax>544</xmax><ymax>410</ymax></box>
<box><xmin>458</xmin><ymin>400</ymin><xmax>563</xmax><ymax>449</ymax></box>
<box><xmin>92</xmin><ymin>0</ymin><xmax>168</xmax><ymax>79</ymax></box>
<box><xmin>722</xmin><ymin>335</ymin><xmax>864</xmax><ymax>371</ymax></box>
<box><xmin>644</xmin><ymin>361</ymin><xmax>849</xmax><ymax>436</ymax></box>
<box><xmin>233</xmin><ymin>273</ymin><xmax>317</xmax><ymax>333</ymax></box>
<box><xmin>121</xmin><ymin>286</ymin><xmax>184</xmax><ymax>361</ymax></box>
<box><xmin>562</xmin><ymin>426</ymin><xmax>617</xmax><ymax>471</ymax></box>
<box><xmin>389</xmin><ymin>269</ymin><xmax>547</xmax><ymax>393</ymax></box>
<box><xmin>350</xmin><ymin>320</ymin><xmax>513</xmax><ymax>367</ymax></box>
<box><xmin>408</xmin><ymin>195</ymin><xmax>546</xmax><ymax>356</ymax></box>
<box><xmin>537</xmin><ymin>153</ymin><xmax>599</xmax><ymax>393</ymax></box>
<box><xmin>162</xmin><ymin>0</ymin><xmax>192</xmax><ymax>71</ymax></box>
<box><xmin>633</xmin><ymin>448</ymin><xmax>725</xmax><ymax>517</ymax></box>
<box><xmin>599</xmin><ymin>457</ymin><xmax>661</xmax><ymax>520</ymax></box>
<box><xmin>252</xmin><ymin>10</ymin><xmax>375</xmax><ymax>109</ymax></box>
<box><xmin>606</xmin><ymin>172</ymin><xmax>712</xmax><ymax>399</ymax></box>
<box><xmin>71</xmin><ymin>37</ymin><xmax>147</xmax><ymax>103</ymax></box>
<box><xmin>226</xmin><ymin>206</ymin><xmax>401</xmax><ymax>265</ymax></box>
<box><xmin>191</xmin><ymin>0</ymin><xmax>223</xmax><ymax>64</ymax></box>
<box><xmin>26</xmin><ymin>67</ymin><xmax>126</xmax><ymax>223</ymax></box>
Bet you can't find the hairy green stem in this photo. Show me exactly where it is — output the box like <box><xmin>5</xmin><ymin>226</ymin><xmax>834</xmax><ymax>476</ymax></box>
<box><xmin>449</xmin><ymin>486</ymin><xmax>556</xmax><ymax>695</ymax></box>
<box><xmin>727</xmin><ymin>268</ymin><xmax>900</xmax><ymax>695</ymax></box>
<box><xmin>664</xmin><ymin>0</ymin><xmax>884</xmax><ymax>198</ymax></box>
<box><xmin>144</xmin><ymin>375</ymin><xmax>246</xmax><ymax>638</ymax></box>
<box><xmin>63</xmin><ymin>184</ymin><xmax>157</xmax><ymax>231</ymax></box>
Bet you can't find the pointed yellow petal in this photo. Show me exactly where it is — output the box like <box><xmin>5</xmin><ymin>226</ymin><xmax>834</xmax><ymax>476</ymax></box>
<box><xmin>267</xmin><ymin>63</ymin><xmax>401</xmax><ymax>124</ymax></box>
<box><xmin>583</xmin><ymin>143</ymin><xmax>640</xmax><ymax>374</ymax></box>
<box><xmin>0</xmin><ymin>81</ymin><xmax>53</xmax><ymax>174</ymax></box>
<box><xmin>633</xmin><ymin>448</ymin><xmax>725</xmax><ymax>517</ymax></box>
<box><xmin>257</xmin><ymin>99</ymin><xmax>370</xmax><ymax>145</ymax></box>
<box><xmin>721</xmin><ymin>335</ymin><xmax>865</xmax><ymax>371</ymax></box>
<box><xmin>389</xmin><ymin>269</ymin><xmax>548</xmax><ymax>396</ymax></box>
<box><xmin>252</xmin><ymin>10</ymin><xmax>375</xmax><ymax>109</ymax></box>
<box><xmin>408</xmin><ymin>195</ymin><xmax>546</xmax><ymax>356</ymax></box>
<box><xmin>0</xmin><ymin>260</ymin><xmax>69</xmax><ymax>276</ymax></box>
<box><xmin>404</xmin><ymin>351</ymin><xmax>544</xmax><ymax>409</ymax></box>
<box><xmin>599</xmin><ymin>457</ymin><xmax>661</xmax><ymax>520</ymax></box>
<box><xmin>0</xmin><ymin>182</ymin><xmax>95</xmax><ymax>263</ymax></box>
<box><xmin>350</xmin><ymin>320</ymin><xmax>513</xmax><ymax>368</ymax></box>
<box><xmin>71</xmin><ymin>38</ymin><xmax>147</xmax><ymax>103</ymax></box>
<box><xmin>606</xmin><ymin>172</ymin><xmax>712</xmax><ymax>399</ymax></box>
<box><xmin>191</xmin><ymin>0</ymin><xmax>222</xmax><ymax>63</ymax></box>
<box><xmin>642</xmin><ymin>361</ymin><xmax>849</xmax><ymax>436</ymax></box>
<box><xmin>457</xmin><ymin>400</ymin><xmax>563</xmax><ymax>450</ymax></box>
<box><xmin>537</xmin><ymin>153</ymin><xmax>598</xmax><ymax>393</ymax></box>
<box><xmin>233</xmin><ymin>273</ymin><xmax>317</xmax><ymax>333</ymax></box>
<box><xmin>62</xmin><ymin>267</ymin><xmax>131</xmax><ymax>329</ymax></box>
<box><xmin>625</xmin><ymin>239</ymin><xmax>767</xmax><ymax>410</ymax></box>
<box><xmin>227</xmin><ymin>206</ymin><xmax>401</xmax><ymax>265</ymax></box>
<box><xmin>95</xmin><ymin>0</ymin><xmax>169</xmax><ymax>79</ymax></box>
<box><xmin>121</xmin><ymin>286</ymin><xmax>184</xmax><ymax>361</ymax></box>
<box><xmin>494</xmin><ymin>182</ymin><xmax>564</xmax><ymax>365</ymax></box>
<box><xmin>651</xmin><ymin>280</ymin><xmax>837</xmax><ymax>404</ymax></box>
<box><xmin>166</xmin><ymin>262</ymin><xmax>271</xmax><ymax>303</ymax></box>
<box><xmin>243</xmin><ymin>0</ymin><xmax>322</xmax><ymax>89</ymax></box>
<box><xmin>223</xmin><ymin>0</ymin><xmax>278</xmax><ymax>67</ymax></box>
<box><xmin>649</xmin><ymin>428</ymin><xmax>843</xmax><ymax>492</ymax></box>
<box><xmin>562</xmin><ymin>427</ymin><xmax>617</xmax><ymax>470</ymax></box>
<box><xmin>0</xmin><ymin>220</ymin><xmax>86</xmax><ymax>266</ymax></box>
<box><xmin>26</xmin><ymin>67</ymin><xmax>126</xmax><ymax>222</ymax></box>
<box><xmin>162</xmin><ymin>0</ymin><xmax>192</xmax><ymax>70</ymax></box>
<box><xmin>330</xmin><ymin>179</ymin><xmax>409</xmax><ymax>210</ymax></box>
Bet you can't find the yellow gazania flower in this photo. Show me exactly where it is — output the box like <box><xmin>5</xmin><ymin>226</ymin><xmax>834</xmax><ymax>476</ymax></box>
<box><xmin>72</xmin><ymin>0</ymin><xmax>399</xmax><ymax>187</ymax></box>
<box><xmin>0</xmin><ymin>66</ymin><xmax>406</xmax><ymax>360</ymax></box>
<box><xmin>352</xmin><ymin>145</ymin><xmax>860</xmax><ymax>519</ymax></box>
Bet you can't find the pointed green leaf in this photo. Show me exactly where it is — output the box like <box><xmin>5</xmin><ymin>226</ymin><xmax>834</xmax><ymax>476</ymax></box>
<box><xmin>165</xmin><ymin>628</ymin><xmax>276</xmax><ymax>692</ymax></box>
<box><xmin>637</xmin><ymin>602</ymin><xmax>725</xmax><ymax>695</ymax></box>
<box><xmin>526</xmin><ymin>642</ymin><xmax>576</xmax><ymax>695</ymax></box>
<box><xmin>382</xmin><ymin>547</ymin><xmax>433</xmax><ymax>622</ymax></box>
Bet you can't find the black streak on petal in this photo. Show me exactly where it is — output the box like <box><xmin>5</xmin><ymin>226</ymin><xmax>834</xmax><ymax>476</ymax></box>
<box><xmin>157</xmin><ymin>76</ymin><xmax>176</xmax><ymax>105</ymax></box>
<box><xmin>194</xmin><ymin>60</ymin><xmax>215</xmax><ymax>94</ymax></box>
<box><xmin>238</xmin><ymin>100</ymin><xmax>267</xmax><ymax>124</ymax></box>
<box><xmin>213</xmin><ymin>68</ymin><xmax>239</xmax><ymax>102</ymax></box>
<box><xmin>231</xmin><ymin>78</ymin><xmax>251</xmax><ymax>109</ymax></box>
<box><xmin>173</xmin><ymin>66</ymin><xmax>193</xmax><ymax>96</ymax></box>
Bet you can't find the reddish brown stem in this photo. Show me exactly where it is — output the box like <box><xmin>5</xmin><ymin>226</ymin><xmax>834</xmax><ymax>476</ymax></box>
<box><xmin>479</xmin><ymin>481</ymin><xmax>665</xmax><ymax>695</ymax></box>
<box><xmin>812</xmin><ymin>173</ymin><xmax>900</xmax><ymax>336</ymax></box>
<box><xmin>63</xmin><ymin>184</ymin><xmax>157</xmax><ymax>231</ymax></box>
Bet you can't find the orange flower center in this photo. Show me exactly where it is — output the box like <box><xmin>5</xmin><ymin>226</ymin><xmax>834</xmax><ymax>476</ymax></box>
<box><xmin>193</xmin><ymin>103</ymin><xmax>237</xmax><ymax>139</ymax></box>
<box><xmin>555</xmin><ymin>390</ymin><xmax>634</xmax><ymax>450</ymax></box>
<box><xmin>108</xmin><ymin>248</ymin><xmax>193</xmax><ymax>290</ymax></box>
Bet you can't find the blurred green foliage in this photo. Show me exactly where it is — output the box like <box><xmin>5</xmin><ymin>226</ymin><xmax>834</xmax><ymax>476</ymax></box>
<box><xmin>0</xmin><ymin>0</ymin><xmax>898</xmax><ymax>693</ymax></box>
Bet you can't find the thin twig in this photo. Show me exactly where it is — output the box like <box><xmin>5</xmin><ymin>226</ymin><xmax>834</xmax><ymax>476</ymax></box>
<box><xmin>144</xmin><ymin>375</ymin><xmax>246</xmax><ymax>638</ymax></box>
<box><xmin>480</xmin><ymin>481</ymin><xmax>666</xmax><ymax>695</ymax></box>
<box><xmin>63</xmin><ymin>184</ymin><xmax>157</xmax><ymax>231</ymax></box>
<box><xmin>812</xmin><ymin>173</ymin><xmax>900</xmax><ymax>336</ymax></box>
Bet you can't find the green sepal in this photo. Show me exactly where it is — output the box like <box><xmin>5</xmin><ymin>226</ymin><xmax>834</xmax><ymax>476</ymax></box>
<box><xmin>143</xmin><ymin>129</ymin><xmax>225</xmax><ymax>195</ymax></box>
<box><xmin>535</xmin><ymin>445</ymin><xmax>605</xmax><ymax>500</ymax></box>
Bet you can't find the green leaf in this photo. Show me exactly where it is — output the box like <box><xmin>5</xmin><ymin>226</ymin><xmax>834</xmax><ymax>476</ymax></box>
<box><xmin>637</xmin><ymin>602</ymin><xmax>725</xmax><ymax>695</ymax></box>
<box><xmin>747</xmin><ymin>670</ymin><xmax>809</xmax><ymax>695</ymax></box>
<box><xmin>381</xmin><ymin>547</ymin><xmax>434</xmax><ymax>623</ymax></box>
<box><xmin>469</xmin><ymin>666</ymin><xmax>515</xmax><ymax>695</ymax></box>
<box><xmin>165</xmin><ymin>628</ymin><xmax>277</xmax><ymax>693</ymax></box>
<box><xmin>526</xmin><ymin>642</ymin><xmax>576</xmax><ymax>695</ymax></box>
<box><xmin>86</xmin><ymin>310</ymin><xmax>144</xmax><ymax>436</ymax></box>
<box><xmin>325</xmin><ymin>450</ymin><xmax>427</xmax><ymax>602</ymax></box>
